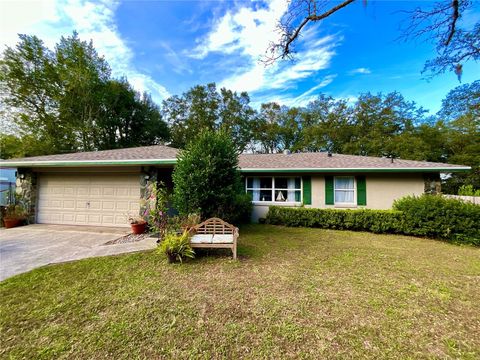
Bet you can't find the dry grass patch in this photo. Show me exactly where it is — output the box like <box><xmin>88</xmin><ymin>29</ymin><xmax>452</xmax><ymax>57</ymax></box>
<box><xmin>1</xmin><ymin>225</ymin><xmax>479</xmax><ymax>359</ymax></box>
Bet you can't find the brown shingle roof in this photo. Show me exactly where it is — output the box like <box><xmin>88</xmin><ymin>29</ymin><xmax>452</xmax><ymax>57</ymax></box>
<box><xmin>238</xmin><ymin>152</ymin><xmax>470</xmax><ymax>171</ymax></box>
<box><xmin>2</xmin><ymin>145</ymin><xmax>178</xmax><ymax>164</ymax></box>
<box><xmin>0</xmin><ymin>145</ymin><xmax>470</xmax><ymax>172</ymax></box>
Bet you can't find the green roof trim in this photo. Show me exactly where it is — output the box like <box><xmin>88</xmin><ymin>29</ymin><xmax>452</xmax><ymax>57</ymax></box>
<box><xmin>1</xmin><ymin>159</ymin><xmax>177</xmax><ymax>168</ymax></box>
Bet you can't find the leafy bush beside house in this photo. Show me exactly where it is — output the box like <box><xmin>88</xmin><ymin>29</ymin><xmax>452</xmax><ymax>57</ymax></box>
<box><xmin>266</xmin><ymin>195</ymin><xmax>480</xmax><ymax>245</ymax></box>
<box><xmin>266</xmin><ymin>207</ymin><xmax>405</xmax><ymax>234</ymax></box>
<box><xmin>172</xmin><ymin>130</ymin><xmax>251</xmax><ymax>223</ymax></box>
<box><xmin>393</xmin><ymin>194</ymin><xmax>480</xmax><ymax>244</ymax></box>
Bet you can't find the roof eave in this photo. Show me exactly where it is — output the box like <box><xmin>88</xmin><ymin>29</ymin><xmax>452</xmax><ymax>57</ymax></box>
<box><xmin>239</xmin><ymin>167</ymin><xmax>472</xmax><ymax>173</ymax></box>
<box><xmin>0</xmin><ymin>159</ymin><xmax>177</xmax><ymax>168</ymax></box>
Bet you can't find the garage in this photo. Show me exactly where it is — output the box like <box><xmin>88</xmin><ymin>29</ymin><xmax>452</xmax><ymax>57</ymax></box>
<box><xmin>37</xmin><ymin>173</ymin><xmax>141</xmax><ymax>227</ymax></box>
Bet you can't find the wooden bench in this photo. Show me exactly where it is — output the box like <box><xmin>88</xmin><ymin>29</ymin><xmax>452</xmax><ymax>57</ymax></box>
<box><xmin>189</xmin><ymin>218</ymin><xmax>239</xmax><ymax>259</ymax></box>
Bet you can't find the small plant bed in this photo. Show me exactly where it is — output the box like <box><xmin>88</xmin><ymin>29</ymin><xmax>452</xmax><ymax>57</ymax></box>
<box><xmin>103</xmin><ymin>233</ymin><xmax>151</xmax><ymax>245</ymax></box>
<box><xmin>1</xmin><ymin>225</ymin><xmax>479</xmax><ymax>358</ymax></box>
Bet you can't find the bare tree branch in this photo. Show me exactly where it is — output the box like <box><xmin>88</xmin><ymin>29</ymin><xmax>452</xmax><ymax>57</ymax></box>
<box><xmin>262</xmin><ymin>0</ymin><xmax>356</xmax><ymax>64</ymax></box>
<box><xmin>445</xmin><ymin>0</ymin><xmax>460</xmax><ymax>45</ymax></box>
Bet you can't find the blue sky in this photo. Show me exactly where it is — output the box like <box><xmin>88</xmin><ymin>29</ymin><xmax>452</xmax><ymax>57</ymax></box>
<box><xmin>1</xmin><ymin>0</ymin><xmax>479</xmax><ymax>115</ymax></box>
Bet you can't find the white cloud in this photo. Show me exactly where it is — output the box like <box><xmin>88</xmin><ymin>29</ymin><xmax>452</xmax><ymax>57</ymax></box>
<box><xmin>192</xmin><ymin>0</ymin><xmax>340</xmax><ymax>94</ymax></box>
<box><xmin>0</xmin><ymin>0</ymin><xmax>169</xmax><ymax>103</ymax></box>
<box><xmin>349</xmin><ymin>67</ymin><xmax>371</xmax><ymax>75</ymax></box>
<box><xmin>252</xmin><ymin>74</ymin><xmax>337</xmax><ymax>108</ymax></box>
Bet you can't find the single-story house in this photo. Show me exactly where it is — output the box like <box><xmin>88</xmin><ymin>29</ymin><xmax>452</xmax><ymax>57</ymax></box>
<box><xmin>0</xmin><ymin>145</ymin><xmax>471</xmax><ymax>225</ymax></box>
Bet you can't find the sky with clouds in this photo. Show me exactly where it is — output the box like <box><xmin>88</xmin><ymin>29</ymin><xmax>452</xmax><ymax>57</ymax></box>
<box><xmin>1</xmin><ymin>0</ymin><xmax>479</xmax><ymax>114</ymax></box>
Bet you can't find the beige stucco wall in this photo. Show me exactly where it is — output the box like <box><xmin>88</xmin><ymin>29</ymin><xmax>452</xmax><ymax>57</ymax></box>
<box><xmin>310</xmin><ymin>173</ymin><xmax>425</xmax><ymax>210</ymax></box>
<box><xmin>251</xmin><ymin>173</ymin><xmax>426</xmax><ymax>222</ymax></box>
<box><xmin>363</xmin><ymin>173</ymin><xmax>425</xmax><ymax>209</ymax></box>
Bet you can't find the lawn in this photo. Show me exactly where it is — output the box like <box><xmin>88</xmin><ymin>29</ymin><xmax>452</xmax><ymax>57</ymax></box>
<box><xmin>1</xmin><ymin>225</ymin><xmax>479</xmax><ymax>359</ymax></box>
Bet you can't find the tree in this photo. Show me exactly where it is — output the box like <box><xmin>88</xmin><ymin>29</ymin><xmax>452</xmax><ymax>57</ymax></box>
<box><xmin>0</xmin><ymin>32</ymin><xmax>169</xmax><ymax>154</ymax></box>
<box><xmin>442</xmin><ymin>114</ymin><xmax>480</xmax><ymax>193</ymax></box>
<box><xmin>172</xmin><ymin>130</ymin><xmax>251</xmax><ymax>223</ymax></box>
<box><xmin>439</xmin><ymin>80</ymin><xmax>480</xmax><ymax>120</ymax></box>
<box><xmin>252</xmin><ymin>102</ymin><xmax>284</xmax><ymax>153</ymax></box>
<box><xmin>343</xmin><ymin>92</ymin><xmax>425</xmax><ymax>157</ymax></box>
<box><xmin>264</xmin><ymin>0</ymin><xmax>479</xmax><ymax>79</ymax></box>
<box><xmin>162</xmin><ymin>83</ymin><xmax>255</xmax><ymax>150</ymax></box>
<box><xmin>96</xmin><ymin>79</ymin><xmax>169</xmax><ymax>150</ymax></box>
<box><xmin>55</xmin><ymin>32</ymin><xmax>111</xmax><ymax>151</ymax></box>
<box><xmin>0</xmin><ymin>35</ymin><xmax>65</xmax><ymax>154</ymax></box>
<box><xmin>296</xmin><ymin>95</ymin><xmax>352</xmax><ymax>152</ymax></box>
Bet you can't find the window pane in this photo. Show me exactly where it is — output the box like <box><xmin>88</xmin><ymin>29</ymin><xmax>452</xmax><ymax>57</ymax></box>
<box><xmin>295</xmin><ymin>177</ymin><xmax>301</xmax><ymax>189</ymax></box>
<box><xmin>275</xmin><ymin>190</ymin><xmax>288</xmax><ymax>202</ymax></box>
<box><xmin>335</xmin><ymin>177</ymin><xmax>354</xmax><ymax>190</ymax></box>
<box><xmin>247</xmin><ymin>177</ymin><xmax>254</xmax><ymax>188</ymax></box>
<box><xmin>260</xmin><ymin>178</ymin><xmax>272</xmax><ymax>189</ymax></box>
<box><xmin>295</xmin><ymin>190</ymin><xmax>301</xmax><ymax>202</ymax></box>
<box><xmin>275</xmin><ymin>177</ymin><xmax>288</xmax><ymax>189</ymax></box>
<box><xmin>335</xmin><ymin>190</ymin><xmax>354</xmax><ymax>203</ymax></box>
<box><xmin>259</xmin><ymin>189</ymin><xmax>272</xmax><ymax>201</ymax></box>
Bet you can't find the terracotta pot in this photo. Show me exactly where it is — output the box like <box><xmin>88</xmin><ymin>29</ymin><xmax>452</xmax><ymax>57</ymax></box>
<box><xmin>131</xmin><ymin>222</ymin><xmax>146</xmax><ymax>234</ymax></box>
<box><xmin>4</xmin><ymin>218</ymin><xmax>23</xmax><ymax>229</ymax></box>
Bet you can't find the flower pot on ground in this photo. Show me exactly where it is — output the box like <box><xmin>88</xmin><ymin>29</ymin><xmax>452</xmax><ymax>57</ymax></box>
<box><xmin>3</xmin><ymin>204</ymin><xmax>27</xmax><ymax>229</ymax></box>
<box><xmin>128</xmin><ymin>215</ymin><xmax>147</xmax><ymax>234</ymax></box>
<box><xmin>131</xmin><ymin>222</ymin><xmax>146</xmax><ymax>234</ymax></box>
<box><xmin>4</xmin><ymin>218</ymin><xmax>23</xmax><ymax>229</ymax></box>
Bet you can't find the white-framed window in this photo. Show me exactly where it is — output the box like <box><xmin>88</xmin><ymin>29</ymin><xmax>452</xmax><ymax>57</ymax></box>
<box><xmin>246</xmin><ymin>177</ymin><xmax>302</xmax><ymax>203</ymax></box>
<box><xmin>334</xmin><ymin>176</ymin><xmax>356</xmax><ymax>205</ymax></box>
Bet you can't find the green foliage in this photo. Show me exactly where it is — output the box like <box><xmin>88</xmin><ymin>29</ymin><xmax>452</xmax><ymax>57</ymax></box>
<box><xmin>158</xmin><ymin>231</ymin><xmax>195</xmax><ymax>263</ymax></box>
<box><xmin>0</xmin><ymin>32</ymin><xmax>169</xmax><ymax>156</ymax></box>
<box><xmin>393</xmin><ymin>195</ymin><xmax>480</xmax><ymax>245</ymax></box>
<box><xmin>168</xmin><ymin>213</ymin><xmax>201</xmax><ymax>234</ymax></box>
<box><xmin>144</xmin><ymin>181</ymin><xmax>171</xmax><ymax>239</ymax></box>
<box><xmin>267</xmin><ymin>195</ymin><xmax>480</xmax><ymax>245</ymax></box>
<box><xmin>458</xmin><ymin>185</ymin><xmax>480</xmax><ymax>196</ymax></box>
<box><xmin>266</xmin><ymin>207</ymin><xmax>404</xmax><ymax>234</ymax></box>
<box><xmin>172</xmin><ymin>130</ymin><xmax>250</xmax><ymax>223</ymax></box>
<box><xmin>4</xmin><ymin>203</ymin><xmax>28</xmax><ymax>220</ymax></box>
<box><xmin>162</xmin><ymin>83</ymin><xmax>254</xmax><ymax>150</ymax></box>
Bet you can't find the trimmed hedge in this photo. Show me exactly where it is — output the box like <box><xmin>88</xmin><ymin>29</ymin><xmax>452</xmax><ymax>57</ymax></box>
<box><xmin>393</xmin><ymin>195</ymin><xmax>480</xmax><ymax>245</ymax></box>
<box><xmin>266</xmin><ymin>195</ymin><xmax>480</xmax><ymax>245</ymax></box>
<box><xmin>266</xmin><ymin>207</ymin><xmax>405</xmax><ymax>234</ymax></box>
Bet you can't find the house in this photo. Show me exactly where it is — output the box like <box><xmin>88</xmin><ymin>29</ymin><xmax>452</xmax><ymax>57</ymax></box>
<box><xmin>0</xmin><ymin>145</ymin><xmax>471</xmax><ymax>225</ymax></box>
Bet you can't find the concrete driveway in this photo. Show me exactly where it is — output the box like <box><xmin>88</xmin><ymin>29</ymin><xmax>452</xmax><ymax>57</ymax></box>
<box><xmin>0</xmin><ymin>224</ymin><xmax>157</xmax><ymax>281</ymax></box>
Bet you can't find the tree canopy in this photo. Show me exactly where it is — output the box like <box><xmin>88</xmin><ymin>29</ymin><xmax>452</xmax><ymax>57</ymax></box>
<box><xmin>0</xmin><ymin>32</ymin><xmax>169</xmax><ymax>156</ymax></box>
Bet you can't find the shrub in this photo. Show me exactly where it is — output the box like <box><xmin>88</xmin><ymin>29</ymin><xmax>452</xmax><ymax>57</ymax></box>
<box><xmin>458</xmin><ymin>185</ymin><xmax>480</xmax><ymax>196</ymax></box>
<box><xmin>393</xmin><ymin>194</ymin><xmax>480</xmax><ymax>245</ymax></box>
<box><xmin>266</xmin><ymin>207</ymin><xmax>404</xmax><ymax>234</ymax></box>
<box><xmin>266</xmin><ymin>195</ymin><xmax>480</xmax><ymax>246</ymax></box>
<box><xmin>158</xmin><ymin>231</ymin><xmax>195</xmax><ymax>263</ymax></box>
<box><xmin>172</xmin><ymin>130</ymin><xmax>251</xmax><ymax>223</ymax></box>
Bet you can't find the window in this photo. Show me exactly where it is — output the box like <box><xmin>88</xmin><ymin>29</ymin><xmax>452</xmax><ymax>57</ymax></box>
<box><xmin>246</xmin><ymin>177</ymin><xmax>302</xmax><ymax>203</ymax></box>
<box><xmin>334</xmin><ymin>176</ymin><xmax>356</xmax><ymax>205</ymax></box>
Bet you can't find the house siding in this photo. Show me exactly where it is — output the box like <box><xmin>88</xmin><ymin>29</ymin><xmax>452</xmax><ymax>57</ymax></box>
<box><xmin>251</xmin><ymin>173</ymin><xmax>426</xmax><ymax>222</ymax></box>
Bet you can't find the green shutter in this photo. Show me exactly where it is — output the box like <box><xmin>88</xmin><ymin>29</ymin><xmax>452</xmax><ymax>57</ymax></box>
<box><xmin>325</xmin><ymin>176</ymin><xmax>334</xmax><ymax>205</ymax></box>
<box><xmin>302</xmin><ymin>176</ymin><xmax>311</xmax><ymax>205</ymax></box>
<box><xmin>357</xmin><ymin>175</ymin><xmax>367</xmax><ymax>206</ymax></box>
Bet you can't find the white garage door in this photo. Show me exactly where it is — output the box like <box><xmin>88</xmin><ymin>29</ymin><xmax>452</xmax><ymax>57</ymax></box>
<box><xmin>37</xmin><ymin>173</ymin><xmax>141</xmax><ymax>227</ymax></box>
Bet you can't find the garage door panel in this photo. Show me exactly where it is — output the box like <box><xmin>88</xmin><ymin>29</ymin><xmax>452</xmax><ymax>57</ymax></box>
<box><xmin>37</xmin><ymin>174</ymin><xmax>140</xmax><ymax>227</ymax></box>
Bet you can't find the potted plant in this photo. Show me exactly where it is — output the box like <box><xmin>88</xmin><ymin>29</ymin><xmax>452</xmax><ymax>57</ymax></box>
<box><xmin>158</xmin><ymin>231</ymin><xmax>195</xmax><ymax>263</ymax></box>
<box><xmin>128</xmin><ymin>215</ymin><xmax>147</xmax><ymax>234</ymax></box>
<box><xmin>3</xmin><ymin>204</ymin><xmax>27</xmax><ymax>229</ymax></box>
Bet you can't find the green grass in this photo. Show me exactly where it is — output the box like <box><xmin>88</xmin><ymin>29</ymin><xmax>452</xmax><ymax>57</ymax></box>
<box><xmin>1</xmin><ymin>225</ymin><xmax>479</xmax><ymax>359</ymax></box>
